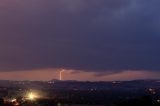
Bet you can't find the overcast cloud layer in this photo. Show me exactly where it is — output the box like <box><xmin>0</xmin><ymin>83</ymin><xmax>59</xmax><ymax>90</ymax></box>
<box><xmin>0</xmin><ymin>0</ymin><xmax>160</xmax><ymax>72</ymax></box>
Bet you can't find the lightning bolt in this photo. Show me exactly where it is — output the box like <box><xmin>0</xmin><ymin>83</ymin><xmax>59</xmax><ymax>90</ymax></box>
<box><xmin>60</xmin><ymin>69</ymin><xmax>65</xmax><ymax>80</ymax></box>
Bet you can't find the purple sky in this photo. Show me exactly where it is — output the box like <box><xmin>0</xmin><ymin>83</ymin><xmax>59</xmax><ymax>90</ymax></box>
<box><xmin>0</xmin><ymin>0</ymin><xmax>160</xmax><ymax>81</ymax></box>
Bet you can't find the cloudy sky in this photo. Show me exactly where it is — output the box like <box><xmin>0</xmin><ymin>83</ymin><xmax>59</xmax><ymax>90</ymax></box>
<box><xmin>0</xmin><ymin>0</ymin><xmax>160</xmax><ymax>81</ymax></box>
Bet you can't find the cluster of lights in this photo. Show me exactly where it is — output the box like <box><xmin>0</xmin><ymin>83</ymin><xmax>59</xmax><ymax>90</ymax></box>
<box><xmin>4</xmin><ymin>90</ymin><xmax>42</xmax><ymax>106</ymax></box>
<box><xmin>148</xmin><ymin>88</ymin><xmax>156</xmax><ymax>94</ymax></box>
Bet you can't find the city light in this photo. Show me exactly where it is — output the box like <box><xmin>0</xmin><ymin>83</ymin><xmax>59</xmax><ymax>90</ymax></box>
<box><xmin>11</xmin><ymin>98</ymin><xmax>17</xmax><ymax>102</ymax></box>
<box><xmin>27</xmin><ymin>92</ymin><xmax>37</xmax><ymax>100</ymax></box>
<box><xmin>157</xmin><ymin>100</ymin><xmax>160</xmax><ymax>103</ymax></box>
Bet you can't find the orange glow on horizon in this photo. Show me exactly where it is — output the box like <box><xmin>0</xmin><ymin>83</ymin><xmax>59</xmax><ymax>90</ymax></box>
<box><xmin>0</xmin><ymin>69</ymin><xmax>159</xmax><ymax>81</ymax></box>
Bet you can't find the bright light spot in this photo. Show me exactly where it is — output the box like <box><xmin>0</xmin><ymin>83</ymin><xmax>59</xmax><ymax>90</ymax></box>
<box><xmin>11</xmin><ymin>98</ymin><xmax>16</xmax><ymax>102</ymax></box>
<box><xmin>25</xmin><ymin>90</ymin><xmax>43</xmax><ymax>101</ymax></box>
<box><xmin>28</xmin><ymin>92</ymin><xmax>36</xmax><ymax>100</ymax></box>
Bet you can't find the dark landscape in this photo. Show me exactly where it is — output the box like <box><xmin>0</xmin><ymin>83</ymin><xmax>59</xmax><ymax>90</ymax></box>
<box><xmin>0</xmin><ymin>80</ymin><xmax>159</xmax><ymax>106</ymax></box>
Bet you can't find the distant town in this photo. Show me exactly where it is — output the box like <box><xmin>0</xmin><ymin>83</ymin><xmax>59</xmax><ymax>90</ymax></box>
<box><xmin>0</xmin><ymin>79</ymin><xmax>159</xmax><ymax>106</ymax></box>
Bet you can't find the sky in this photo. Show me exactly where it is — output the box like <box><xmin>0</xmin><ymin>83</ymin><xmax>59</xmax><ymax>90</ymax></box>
<box><xmin>0</xmin><ymin>0</ymin><xmax>160</xmax><ymax>81</ymax></box>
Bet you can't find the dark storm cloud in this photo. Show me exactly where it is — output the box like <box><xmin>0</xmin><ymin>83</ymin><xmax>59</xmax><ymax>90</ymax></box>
<box><xmin>0</xmin><ymin>0</ymin><xmax>160</xmax><ymax>72</ymax></box>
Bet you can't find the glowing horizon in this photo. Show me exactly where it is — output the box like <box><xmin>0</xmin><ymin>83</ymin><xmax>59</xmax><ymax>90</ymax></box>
<box><xmin>0</xmin><ymin>69</ymin><xmax>159</xmax><ymax>81</ymax></box>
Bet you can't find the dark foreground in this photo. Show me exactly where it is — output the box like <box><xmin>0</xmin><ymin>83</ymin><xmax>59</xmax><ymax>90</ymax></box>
<box><xmin>0</xmin><ymin>80</ymin><xmax>160</xmax><ymax>106</ymax></box>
